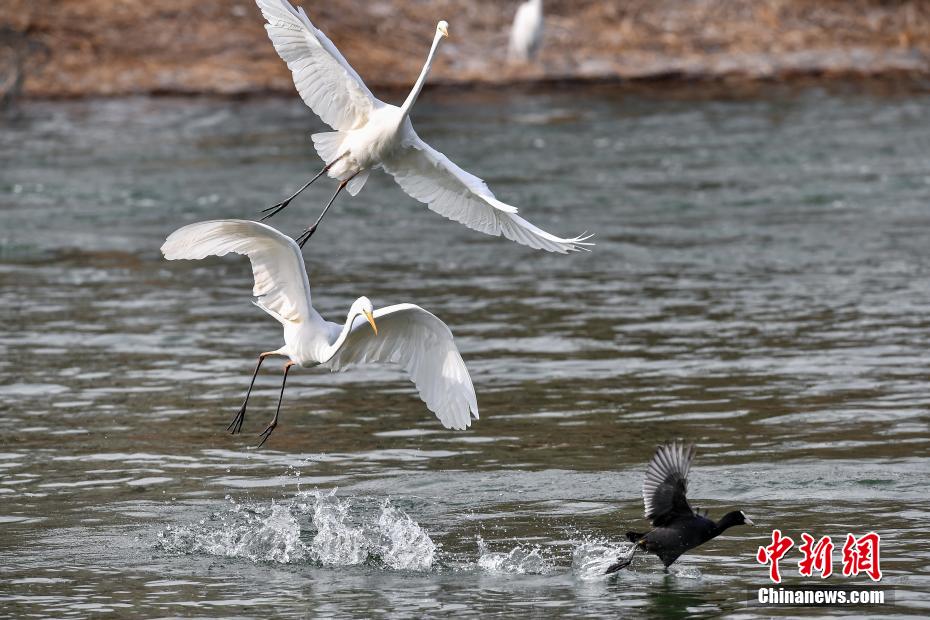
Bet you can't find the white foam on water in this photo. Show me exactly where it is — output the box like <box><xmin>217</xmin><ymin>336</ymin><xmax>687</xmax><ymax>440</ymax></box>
<box><xmin>571</xmin><ymin>537</ymin><xmax>635</xmax><ymax>580</ymax></box>
<box><xmin>570</xmin><ymin>537</ymin><xmax>704</xmax><ymax>580</ymax></box>
<box><xmin>304</xmin><ymin>490</ymin><xmax>369</xmax><ymax>566</ymax></box>
<box><xmin>155</xmin><ymin>498</ymin><xmax>306</xmax><ymax>564</ymax></box>
<box><xmin>669</xmin><ymin>565</ymin><xmax>702</xmax><ymax>579</ymax></box>
<box><xmin>155</xmin><ymin>489</ymin><xmax>436</xmax><ymax>570</ymax></box>
<box><xmin>476</xmin><ymin>536</ymin><xmax>554</xmax><ymax>575</ymax></box>
<box><xmin>376</xmin><ymin>502</ymin><xmax>437</xmax><ymax>571</ymax></box>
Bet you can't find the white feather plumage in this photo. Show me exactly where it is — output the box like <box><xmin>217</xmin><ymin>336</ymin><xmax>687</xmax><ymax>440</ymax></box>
<box><xmin>255</xmin><ymin>0</ymin><xmax>589</xmax><ymax>253</ymax></box>
<box><xmin>509</xmin><ymin>0</ymin><xmax>544</xmax><ymax>62</ymax></box>
<box><xmin>161</xmin><ymin>219</ymin><xmax>478</xmax><ymax>431</ymax></box>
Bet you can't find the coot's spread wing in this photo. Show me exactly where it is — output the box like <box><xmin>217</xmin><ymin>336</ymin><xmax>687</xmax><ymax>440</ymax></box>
<box><xmin>642</xmin><ymin>442</ymin><xmax>696</xmax><ymax>526</ymax></box>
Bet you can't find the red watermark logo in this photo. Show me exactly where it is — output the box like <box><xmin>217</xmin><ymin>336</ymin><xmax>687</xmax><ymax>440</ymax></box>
<box><xmin>841</xmin><ymin>532</ymin><xmax>882</xmax><ymax>581</ymax></box>
<box><xmin>798</xmin><ymin>533</ymin><xmax>834</xmax><ymax>579</ymax></box>
<box><xmin>756</xmin><ymin>529</ymin><xmax>794</xmax><ymax>583</ymax></box>
<box><xmin>757</xmin><ymin>531</ymin><xmax>882</xmax><ymax>583</ymax></box>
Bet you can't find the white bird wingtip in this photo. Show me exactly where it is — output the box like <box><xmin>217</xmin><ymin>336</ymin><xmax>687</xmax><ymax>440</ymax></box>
<box><xmin>568</xmin><ymin>231</ymin><xmax>595</xmax><ymax>253</ymax></box>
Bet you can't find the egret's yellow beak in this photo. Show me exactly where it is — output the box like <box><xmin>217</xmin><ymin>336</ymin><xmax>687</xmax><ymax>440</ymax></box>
<box><xmin>364</xmin><ymin>309</ymin><xmax>378</xmax><ymax>335</ymax></box>
<box><xmin>438</xmin><ymin>21</ymin><xmax>449</xmax><ymax>38</ymax></box>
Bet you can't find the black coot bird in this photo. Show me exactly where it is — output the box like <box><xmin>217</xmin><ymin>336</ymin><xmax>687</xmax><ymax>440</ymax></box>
<box><xmin>606</xmin><ymin>441</ymin><xmax>754</xmax><ymax>573</ymax></box>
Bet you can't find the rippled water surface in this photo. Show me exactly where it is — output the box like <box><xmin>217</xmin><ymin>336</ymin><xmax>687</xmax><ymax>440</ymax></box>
<box><xmin>2</xmin><ymin>86</ymin><xmax>929</xmax><ymax>617</ymax></box>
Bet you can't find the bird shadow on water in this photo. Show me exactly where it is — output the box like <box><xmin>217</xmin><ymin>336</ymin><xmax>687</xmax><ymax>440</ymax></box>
<box><xmin>640</xmin><ymin>579</ymin><xmax>719</xmax><ymax>620</ymax></box>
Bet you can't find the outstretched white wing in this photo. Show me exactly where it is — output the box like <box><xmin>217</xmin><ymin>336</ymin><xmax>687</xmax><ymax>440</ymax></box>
<box><xmin>322</xmin><ymin>304</ymin><xmax>478</xmax><ymax>430</ymax></box>
<box><xmin>382</xmin><ymin>128</ymin><xmax>593</xmax><ymax>254</ymax></box>
<box><xmin>256</xmin><ymin>0</ymin><xmax>380</xmax><ymax>130</ymax></box>
<box><xmin>161</xmin><ymin>219</ymin><xmax>311</xmax><ymax>325</ymax></box>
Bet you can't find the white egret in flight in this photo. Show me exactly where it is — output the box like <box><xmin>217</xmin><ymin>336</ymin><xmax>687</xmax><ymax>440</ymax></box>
<box><xmin>161</xmin><ymin>219</ymin><xmax>479</xmax><ymax>447</ymax></box>
<box><xmin>509</xmin><ymin>0</ymin><xmax>544</xmax><ymax>62</ymax></box>
<box><xmin>255</xmin><ymin>0</ymin><xmax>590</xmax><ymax>253</ymax></box>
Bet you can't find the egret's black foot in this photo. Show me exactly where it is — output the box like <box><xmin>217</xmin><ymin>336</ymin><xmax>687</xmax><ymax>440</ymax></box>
<box><xmin>260</xmin><ymin>200</ymin><xmax>290</xmax><ymax>222</ymax></box>
<box><xmin>227</xmin><ymin>403</ymin><xmax>247</xmax><ymax>435</ymax></box>
<box><xmin>296</xmin><ymin>225</ymin><xmax>317</xmax><ymax>248</ymax></box>
<box><xmin>257</xmin><ymin>419</ymin><xmax>278</xmax><ymax>448</ymax></box>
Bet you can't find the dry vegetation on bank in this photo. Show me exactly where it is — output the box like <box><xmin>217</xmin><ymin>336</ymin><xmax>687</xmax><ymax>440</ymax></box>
<box><xmin>3</xmin><ymin>0</ymin><xmax>930</xmax><ymax>100</ymax></box>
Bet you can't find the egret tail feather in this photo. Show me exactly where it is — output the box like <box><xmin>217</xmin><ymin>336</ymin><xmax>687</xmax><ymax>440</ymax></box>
<box><xmin>311</xmin><ymin>131</ymin><xmax>346</xmax><ymax>171</ymax></box>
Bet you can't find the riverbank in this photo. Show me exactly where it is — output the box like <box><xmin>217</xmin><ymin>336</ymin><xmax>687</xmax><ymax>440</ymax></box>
<box><xmin>4</xmin><ymin>0</ymin><xmax>930</xmax><ymax>99</ymax></box>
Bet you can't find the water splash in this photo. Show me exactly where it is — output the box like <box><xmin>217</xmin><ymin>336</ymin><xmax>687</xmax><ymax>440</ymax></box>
<box><xmin>572</xmin><ymin>537</ymin><xmax>634</xmax><ymax>580</ymax></box>
<box><xmin>155</xmin><ymin>489</ymin><xmax>436</xmax><ymax>570</ymax></box>
<box><xmin>377</xmin><ymin>502</ymin><xmax>436</xmax><ymax>571</ymax></box>
<box><xmin>669</xmin><ymin>566</ymin><xmax>702</xmax><ymax>579</ymax></box>
<box><xmin>304</xmin><ymin>491</ymin><xmax>369</xmax><ymax>566</ymax></box>
<box><xmin>154</xmin><ymin>498</ymin><xmax>306</xmax><ymax>564</ymax></box>
<box><xmin>570</xmin><ymin>537</ymin><xmax>703</xmax><ymax>579</ymax></box>
<box><xmin>476</xmin><ymin>536</ymin><xmax>554</xmax><ymax>575</ymax></box>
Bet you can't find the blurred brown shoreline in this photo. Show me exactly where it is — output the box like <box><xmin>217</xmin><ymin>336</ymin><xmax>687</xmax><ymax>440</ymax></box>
<box><xmin>4</xmin><ymin>0</ymin><xmax>930</xmax><ymax>101</ymax></box>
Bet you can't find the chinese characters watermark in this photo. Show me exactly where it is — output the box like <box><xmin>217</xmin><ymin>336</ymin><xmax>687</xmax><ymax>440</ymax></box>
<box><xmin>756</xmin><ymin>531</ymin><xmax>882</xmax><ymax>583</ymax></box>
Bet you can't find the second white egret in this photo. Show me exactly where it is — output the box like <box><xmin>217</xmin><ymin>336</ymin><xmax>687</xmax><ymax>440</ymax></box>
<box><xmin>255</xmin><ymin>0</ymin><xmax>589</xmax><ymax>253</ymax></box>
<box><xmin>161</xmin><ymin>219</ymin><xmax>479</xmax><ymax>447</ymax></box>
<box><xmin>509</xmin><ymin>0</ymin><xmax>544</xmax><ymax>62</ymax></box>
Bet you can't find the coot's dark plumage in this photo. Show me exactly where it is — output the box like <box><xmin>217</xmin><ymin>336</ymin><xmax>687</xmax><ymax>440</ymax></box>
<box><xmin>606</xmin><ymin>442</ymin><xmax>753</xmax><ymax>573</ymax></box>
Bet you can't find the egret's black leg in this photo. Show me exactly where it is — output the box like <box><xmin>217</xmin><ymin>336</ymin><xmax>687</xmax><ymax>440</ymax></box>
<box><xmin>261</xmin><ymin>154</ymin><xmax>347</xmax><ymax>221</ymax></box>
<box><xmin>295</xmin><ymin>173</ymin><xmax>356</xmax><ymax>248</ymax></box>
<box><xmin>605</xmin><ymin>544</ymin><xmax>639</xmax><ymax>574</ymax></box>
<box><xmin>228</xmin><ymin>351</ymin><xmax>273</xmax><ymax>434</ymax></box>
<box><xmin>257</xmin><ymin>361</ymin><xmax>295</xmax><ymax>448</ymax></box>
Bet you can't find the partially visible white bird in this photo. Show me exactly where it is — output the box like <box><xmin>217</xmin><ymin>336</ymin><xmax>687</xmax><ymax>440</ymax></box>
<box><xmin>161</xmin><ymin>219</ymin><xmax>479</xmax><ymax>447</ymax></box>
<box><xmin>255</xmin><ymin>0</ymin><xmax>589</xmax><ymax>253</ymax></box>
<box><xmin>509</xmin><ymin>0</ymin><xmax>544</xmax><ymax>62</ymax></box>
